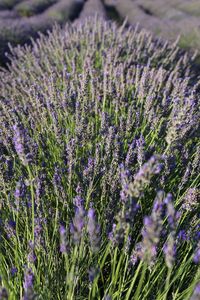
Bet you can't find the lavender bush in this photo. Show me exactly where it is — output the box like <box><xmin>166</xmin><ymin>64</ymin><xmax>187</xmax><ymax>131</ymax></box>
<box><xmin>0</xmin><ymin>17</ymin><xmax>199</xmax><ymax>299</ymax></box>
<box><xmin>80</xmin><ymin>0</ymin><xmax>106</xmax><ymax>19</ymax></box>
<box><xmin>14</xmin><ymin>0</ymin><xmax>58</xmax><ymax>17</ymax></box>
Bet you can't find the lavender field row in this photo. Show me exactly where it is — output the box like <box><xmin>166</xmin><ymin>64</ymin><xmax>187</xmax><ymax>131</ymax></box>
<box><xmin>1</xmin><ymin>0</ymin><xmax>200</xmax><ymax>67</ymax></box>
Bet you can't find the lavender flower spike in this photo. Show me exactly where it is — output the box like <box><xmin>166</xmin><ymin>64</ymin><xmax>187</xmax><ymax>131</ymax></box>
<box><xmin>164</xmin><ymin>234</ymin><xmax>176</xmax><ymax>269</ymax></box>
<box><xmin>87</xmin><ymin>208</ymin><xmax>101</xmax><ymax>252</ymax></box>
<box><xmin>128</xmin><ymin>155</ymin><xmax>163</xmax><ymax>198</ymax></box>
<box><xmin>70</xmin><ymin>205</ymin><xmax>85</xmax><ymax>245</ymax></box>
<box><xmin>23</xmin><ymin>268</ymin><xmax>34</xmax><ymax>291</ymax></box>
<box><xmin>13</xmin><ymin>124</ymin><xmax>27</xmax><ymax>165</ymax></box>
<box><xmin>23</xmin><ymin>268</ymin><xmax>35</xmax><ymax>300</ymax></box>
<box><xmin>193</xmin><ymin>243</ymin><xmax>200</xmax><ymax>264</ymax></box>
<box><xmin>59</xmin><ymin>225</ymin><xmax>69</xmax><ymax>254</ymax></box>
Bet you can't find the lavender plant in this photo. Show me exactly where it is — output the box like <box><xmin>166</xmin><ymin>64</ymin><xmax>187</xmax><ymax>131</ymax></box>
<box><xmin>0</xmin><ymin>17</ymin><xmax>199</xmax><ymax>299</ymax></box>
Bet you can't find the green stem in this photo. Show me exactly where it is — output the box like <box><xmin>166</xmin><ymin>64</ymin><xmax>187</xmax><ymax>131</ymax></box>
<box><xmin>27</xmin><ymin>166</ymin><xmax>35</xmax><ymax>242</ymax></box>
<box><xmin>125</xmin><ymin>261</ymin><xmax>143</xmax><ymax>300</ymax></box>
<box><xmin>163</xmin><ymin>268</ymin><xmax>172</xmax><ymax>300</ymax></box>
<box><xmin>133</xmin><ymin>262</ymin><xmax>147</xmax><ymax>300</ymax></box>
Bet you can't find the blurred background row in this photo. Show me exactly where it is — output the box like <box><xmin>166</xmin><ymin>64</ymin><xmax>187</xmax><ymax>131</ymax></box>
<box><xmin>1</xmin><ymin>0</ymin><xmax>200</xmax><ymax>66</ymax></box>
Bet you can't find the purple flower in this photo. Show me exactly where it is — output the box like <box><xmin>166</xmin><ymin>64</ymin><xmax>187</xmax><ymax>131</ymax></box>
<box><xmin>164</xmin><ymin>194</ymin><xmax>180</xmax><ymax>231</ymax></box>
<box><xmin>104</xmin><ymin>296</ymin><xmax>112</xmax><ymax>300</ymax></box>
<box><xmin>164</xmin><ymin>234</ymin><xmax>176</xmax><ymax>268</ymax></box>
<box><xmin>108</xmin><ymin>223</ymin><xmax>117</xmax><ymax>244</ymax></box>
<box><xmin>35</xmin><ymin>176</ymin><xmax>44</xmax><ymax>206</ymax></box>
<box><xmin>13</xmin><ymin>125</ymin><xmax>25</xmax><ymax>156</ymax></box>
<box><xmin>130</xmin><ymin>242</ymin><xmax>144</xmax><ymax>266</ymax></box>
<box><xmin>65</xmin><ymin>138</ymin><xmax>75</xmax><ymax>179</ymax></box>
<box><xmin>83</xmin><ymin>157</ymin><xmax>95</xmax><ymax>182</ymax></box>
<box><xmin>70</xmin><ymin>205</ymin><xmax>85</xmax><ymax>244</ymax></box>
<box><xmin>33</xmin><ymin>217</ymin><xmax>44</xmax><ymax>247</ymax></box>
<box><xmin>136</xmin><ymin>135</ymin><xmax>145</xmax><ymax>167</ymax></box>
<box><xmin>4</xmin><ymin>219</ymin><xmax>16</xmax><ymax>239</ymax></box>
<box><xmin>194</xmin><ymin>284</ymin><xmax>200</xmax><ymax>294</ymax></box>
<box><xmin>195</xmin><ymin>229</ymin><xmax>200</xmax><ymax>242</ymax></box>
<box><xmin>73</xmin><ymin>195</ymin><xmax>84</xmax><ymax>208</ymax></box>
<box><xmin>11</xmin><ymin>267</ymin><xmax>18</xmax><ymax>277</ymax></box>
<box><xmin>139</xmin><ymin>192</ymin><xmax>165</xmax><ymax>265</ymax></box>
<box><xmin>60</xmin><ymin>225</ymin><xmax>66</xmax><ymax>236</ymax></box>
<box><xmin>193</xmin><ymin>247</ymin><xmax>200</xmax><ymax>264</ymax></box>
<box><xmin>34</xmin><ymin>224</ymin><xmax>42</xmax><ymax>240</ymax></box>
<box><xmin>13</xmin><ymin>124</ymin><xmax>28</xmax><ymax>165</ymax></box>
<box><xmin>191</xmin><ymin>283</ymin><xmax>200</xmax><ymax>300</ymax></box>
<box><xmin>181</xmin><ymin>188</ymin><xmax>199</xmax><ymax>212</ymax></box>
<box><xmin>177</xmin><ymin>230</ymin><xmax>187</xmax><ymax>241</ymax></box>
<box><xmin>27</xmin><ymin>241</ymin><xmax>37</xmax><ymax>264</ymax></box>
<box><xmin>23</xmin><ymin>268</ymin><xmax>34</xmax><ymax>291</ymax></box>
<box><xmin>75</xmin><ymin>183</ymin><xmax>82</xmax><ymax>195</ymax></box>
<box><xmin>14</xmin><ymin>180</ymin><xmax>26</xmax><ymax>210</ymax></box>
<box><xmin>125</xmin><ymin>139</ymin><xmax>136</xmax><ymax>167</ymax></box>
<box><xmin>53</xmin><ymin>166</ymin><xmax>62</xmax><ymax>188</ymax></box>
<box><xmin>141</xmin><ymin>216</ymin><xmax>160</xmax><ymax>264</ymax></box>
<box><xmin>14</xmin><ymin>186</ymin><xmax>21</xmax><ymax>199</ymax></box>
<box><xmin>73</xmin><ymin>183</ymin><xmax>84</xmax><ymax>207</ymax></box>
<box><xmin>0</xmin><ymin>287</ymin><xmax>8</xmax><ymax>299</ymax></box>
<box><xmin>59</xmin><ymin>225</ymin><xmax>69</xmax><ymax>254</ymax></box>
<box><xmin>27</xmin><ymin>251</ymin><xmax>37</xmax><ymax>265</ymax></box>
<box><xmin>87</xmin><ymin>208</ymin><xmax>101</xmax><ymax>252</ymax></box>
<box><xmin>8</xmin><ymin>220</ymin><xmax>16</xmax><ymax>229</ymax></box>
<box><xmin>109</xmin><ymin>198</ymin><xmax>139</xmax><ymax>246</ymax></box>
<box><xmin>129</xmin><ymin>155</ymin><xmax>163</xmax><ymax>198</ymax></box>
<box><xmin>119</xmin><ymin>164</ymin><xmax>130</xmax><ymax>203</ymax></box>
<box><xmin>59</xmin><ymin>244</ymin><xmax>66</xmax><ymax>253</ymax></box>
<box><xmin>88</xmin><ymin>267</ymin><xmax>99</xmax><ymax>283</ymax></box>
